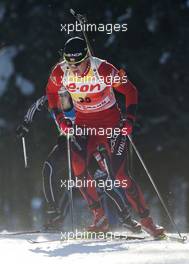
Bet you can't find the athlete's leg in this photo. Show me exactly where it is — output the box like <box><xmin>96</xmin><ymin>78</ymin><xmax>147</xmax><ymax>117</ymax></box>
<box><xmin>110</xmin><ymin>133</ymin><xmax>149</xmax><ymax>217</ymax></box>
<box><xmin>111</xmin><ymin>134</ymin><xmax>165</xmax><ymax>236</ymax></box>
<box><xmin>42</xmin><ymin>136</ymin><xmax>70</xmax><ymax>228</ymax></box>
<box><xmin>71</xmin><ymin>135</ymin><xmax>109</xmax><ymax>232</ymax></box>
<box><xmin>87</xmin><ymin>134</ymin><xmax>141</xmax><ymax>232</ymax></box>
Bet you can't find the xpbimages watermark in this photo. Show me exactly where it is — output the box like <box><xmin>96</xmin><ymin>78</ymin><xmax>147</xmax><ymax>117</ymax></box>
<box><xmin>60</xmin><ymin>73</ymin><xmax>128</xmax><ymax>85</ymax></box>
<box><xmin>60</xmin><ymin>125</ymin><xmax>129</xmax><ymax>139</ymax></box>
<box><xmin>60</xmin><ymin>21</ymin><xmax>128</xmax><ymax>35</ymax></box>
<box><xmin>60</xmin><ymin>178</ymin><xmax>128</xmax><ymax>191</ymax></box>
<box><xmin>60</xmin><ymin>230</ymin><xmax>128</xmax><ymax>241</ymax></box>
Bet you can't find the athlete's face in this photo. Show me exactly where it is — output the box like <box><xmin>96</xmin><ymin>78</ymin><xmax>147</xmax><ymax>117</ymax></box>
<box><xmin>68</xmin><ymin>58</ymin><xmax>90</xmax><ymax>75</ymax></box>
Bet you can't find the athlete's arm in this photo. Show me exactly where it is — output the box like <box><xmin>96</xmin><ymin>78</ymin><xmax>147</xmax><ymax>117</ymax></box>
<box><xmin>16</xmin><ymin>95</ymin><xmax>48</xmax><ymax>138</ymax></box>
<box><xmin>24</xmin><ymin>95</ymin><xmax>48</xmax><ymax>123</ymax></box>
<box><xmin>98</xmin><ymin>61</ymin><xmax>138</xmax><ymax>124</ymax></box>
<box><xmin>46</xmin><ymin>64</ymin><xmax>73</xmax><ymax>134</ymax></box>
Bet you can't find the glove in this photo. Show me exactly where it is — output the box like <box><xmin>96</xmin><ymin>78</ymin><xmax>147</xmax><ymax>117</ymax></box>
<box><xmin>120</xmin><ymin>119</ymin><xmax>133</xmax><ymax>136</ymax></box>
<box><xmin>16</xmin><ymin>121</ymin><xmax>30</xmax><ymax>138</ymax></box>
<box><xmin>59</xmin><ymin>118</ymin><xmax>73</xmax><ymax>135</ymax></box>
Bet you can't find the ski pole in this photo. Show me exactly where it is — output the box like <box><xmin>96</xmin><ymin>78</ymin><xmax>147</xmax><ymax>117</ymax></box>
<box><xmin>22</xmin><ymin>136</ymin><xmax>28</xmax><ymax>168</ymax></box>
<box><xmin>127</xmin><ymin>135</ymin><xmax>185</xmax><ymax>239</ymax></box>
<box><xmin>128</xmin><ymin>135</ymin><xmax>134</xmax><ymax>177</ymax></box>
<box><xmin>66</xmin><ymin>132</ymin><xmax>75</xmax><ymax>233</ymax></box>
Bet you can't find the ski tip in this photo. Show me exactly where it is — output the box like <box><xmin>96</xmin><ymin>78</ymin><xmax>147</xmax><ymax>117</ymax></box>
<box><xmin>27</xmin><ymin>240</ymin><xmax>36</xmax><ymax>244</ymax></box>
<box><xmin>160</xmin><ymin>234</ymin><xmax>188</xmax><ymax>243</ymax></box>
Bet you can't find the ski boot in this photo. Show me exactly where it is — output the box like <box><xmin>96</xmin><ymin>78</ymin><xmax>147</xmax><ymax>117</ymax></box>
<box><xmin>122</xmin><ymin>216</ymin><xmax>142</xmax><ymax>233</ymax></box>
<box><xmin>120</xmin><ymin>208</ymin><xmax>142</xmax><ymax>233</ymax></box>
<box><xmin>140</xmin><ymin>216</ymin><xmax>165</xmax><ymax>238</ymax></box>
<box><xmin>87</xmin><ymin>208</ymin><xmax>110</xmax><ymax>233</ymax></box>
<box><xmin>43</xmin><ymin>207</ymin><xmax>64</xmax><ymax>231</ymax></box>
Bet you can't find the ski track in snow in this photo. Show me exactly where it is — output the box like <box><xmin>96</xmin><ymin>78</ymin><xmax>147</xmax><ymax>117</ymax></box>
<box><xmin>0</xmin><ymin>232</ymin><xmax>188</xmax><ymax>264</ymax></box>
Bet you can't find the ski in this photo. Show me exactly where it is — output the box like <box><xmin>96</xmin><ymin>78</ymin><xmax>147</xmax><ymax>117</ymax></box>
<box><xmin>148</xmin><ymin>233</ymin><xmax>188</xmax><ymax>244</ymax></box>
<box><xmin>28</xmin><ymin>238</ymin><xmax>60</xmax><ymax>244</ymax></box>
<box><xmin>0</xmin><ymin>230</ymin><xmax>42</xmax><ymax>236</ymax></box>
<box><xmin>160</xmin><ymin>234</ymin><xmax>187</xmax><ymax>243</ymax></box>
<box><xmin>0</xmin><ymin>229</ymin><xmax>60</xmax><ymax>236</ymax></box>
<box><xmin>105</xmin><ymin>233</ymin><xmax>145</xmax><ymax>240</ymax></box>
<box><xmin>2</xmin><ymin>229</ymin><xmax>186</xmax><ymax>244</ymax></box>
<box><xmin>28</xmin><ymin>232</ymin><xmax>146</xmax><ymax>244</ymax></box>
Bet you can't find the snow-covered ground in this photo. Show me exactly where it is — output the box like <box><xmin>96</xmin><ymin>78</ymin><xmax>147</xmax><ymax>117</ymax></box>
<box><xmin>0</xmin><ymin>232</ymin><xmax>188</xmax><ymax>264</ymax></box>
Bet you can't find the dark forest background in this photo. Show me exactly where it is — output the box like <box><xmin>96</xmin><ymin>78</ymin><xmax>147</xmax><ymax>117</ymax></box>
<box><xmin>0</xmin><ymin>0</ymin><xmax>188</xmax><ymax>231</ymax></box>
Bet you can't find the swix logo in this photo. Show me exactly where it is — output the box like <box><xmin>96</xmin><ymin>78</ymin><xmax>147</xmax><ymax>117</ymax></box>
<box><xmin>116</xmin><ymin>137</ymin><xmax>126</xmax><ymax>156</ymax></box>
<box><xmin>66</xmin><ymin>83</ymin><xmax>101</xmax><ymax>93</ymax></box>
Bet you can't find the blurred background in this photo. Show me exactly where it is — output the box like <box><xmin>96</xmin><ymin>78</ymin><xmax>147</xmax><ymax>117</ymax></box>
<box><xmin>0</xmin><ymin>0</ymin><xmax>188</xmax><ymax>232</ymax></box>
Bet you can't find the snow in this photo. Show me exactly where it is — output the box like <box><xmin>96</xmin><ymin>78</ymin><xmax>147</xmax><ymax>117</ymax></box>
<box><xmin>105</xmin><ymin>34</ymin><xmax>116</xmax><ymax>47</ymax></box>
<box><xmin>117</xmin><ymin>8</ymin><xmax>132</xmax><ymax>22</ymax></box>
<box><xmin>31</xmin><ymin>197</ymin><xmax>43</xmax><ymax>209</ymax></box>
<box><xmin>146</xmin><ymin>16</ymin><xmax>158</xmax><ymax>33</ymax></box>
<box><xmin>0</xmin><ymin>232</ymin><xmax>188</xmax><ymax>264</ymax></box>
<box><xmin>159</xmin><ymin>52</ymin><xmax>171</xmax><ymax>64</ymax></box>
<box><xmin>0</xmin><ymin>46</ymin><xmax>18</xmax><ymax>96</ymax></box>
<box><xmin>0</xmin><ymin>4</ymin><xmax>5</xmax><ymax>22</ymax></box>
<box><xmin>171</xmin><ymin>178</ymin><xmax>188</xmax><ymax>231</ymax></box>
<box><xmin>16</xmin><ymin>74</ymin><xmax>35</xmax><ymax>96</ymax></box>
<box><xmin>0</xmin><ymin>45</ymin><xmax>31</xmax><ymax>97</ymax></box>
<box><xmin>0</xmin><ymin>118</ymin><xmax>7</xmax><ymax>128</ymax></box>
